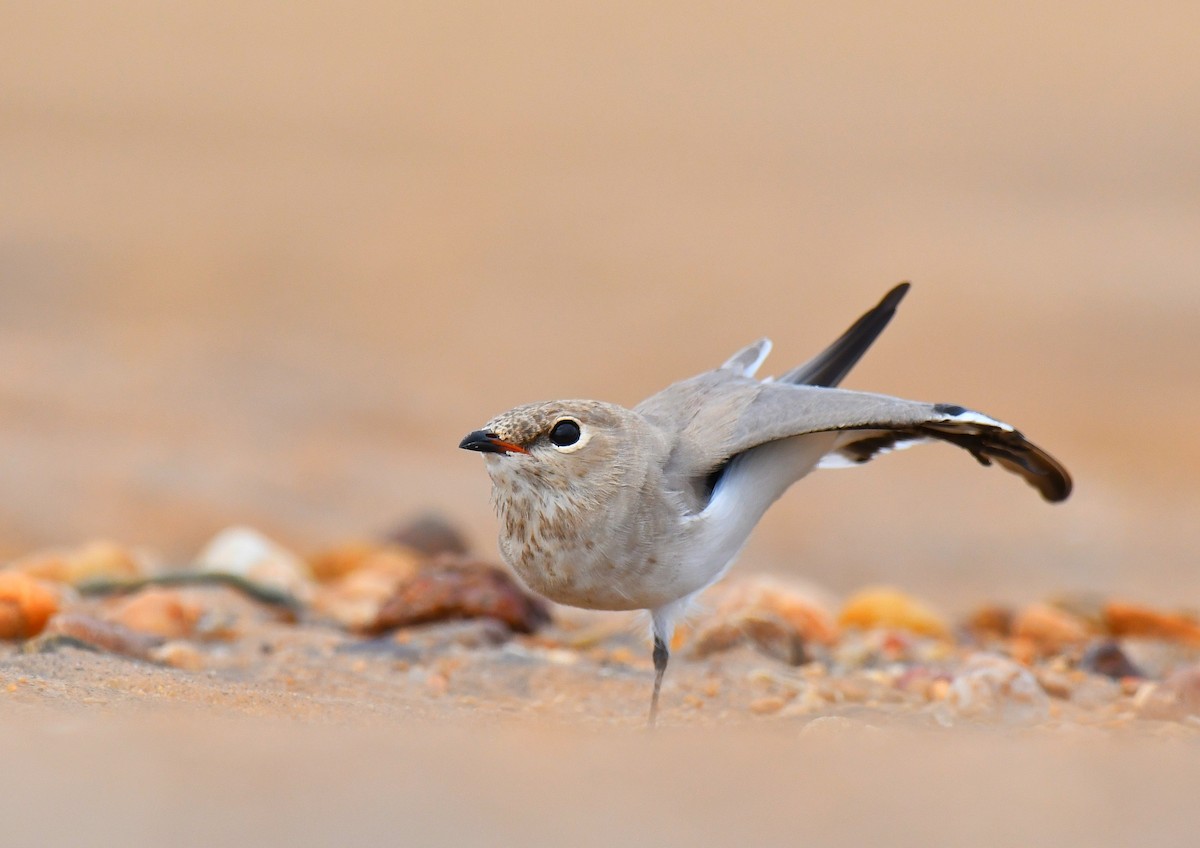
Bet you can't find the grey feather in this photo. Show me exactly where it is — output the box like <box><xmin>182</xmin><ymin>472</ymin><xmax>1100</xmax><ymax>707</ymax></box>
<box><xmin>719</xmin><ymin>338</ymin><xmax>772</xmax><ymax>377</ymax></box>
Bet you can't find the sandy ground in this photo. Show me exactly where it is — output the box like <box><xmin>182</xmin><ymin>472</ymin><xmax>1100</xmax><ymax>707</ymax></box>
<box><xmin>2</xmin><ymin>3</ymin><xmax>1200</xmax><ymax>845</ymax></box>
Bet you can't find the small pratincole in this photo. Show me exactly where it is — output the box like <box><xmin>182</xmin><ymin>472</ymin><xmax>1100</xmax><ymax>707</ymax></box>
<box><xmin>460</xmin><ymin>284</ymin><xmax>1071</xmax><ymax>726</ymax></box>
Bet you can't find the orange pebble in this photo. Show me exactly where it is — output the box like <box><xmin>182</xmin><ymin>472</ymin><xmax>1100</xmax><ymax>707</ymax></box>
<box><xmin>109</xmin><ymin>588</ymin><xmax>202</xmax><ymax>640</ymax></box>
<box><xmin>838</xmin><ymin>586</ymin><xmax>950</xmax><ymax>640</ymax></box>
<box><xmin>1104</xmin><ymin>601</ymin><xmax>1200</xmax><ymax>647</ymax></box>
<box><xmin>1012</xmin><ymin>603</ymin><xmax>1091</xmax><ymax>655</ymax></box>
<box><xmin>0</xmin><ymin>572</ymin><xmax>60</xmax><ymax>639</ymax></box>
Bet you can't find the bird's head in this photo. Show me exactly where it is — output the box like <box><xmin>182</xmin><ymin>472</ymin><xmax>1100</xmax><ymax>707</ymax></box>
<box><xmin>459</xmin><ymin>400</ymin><xmax>645</xmax><ymax>501</ymax></box>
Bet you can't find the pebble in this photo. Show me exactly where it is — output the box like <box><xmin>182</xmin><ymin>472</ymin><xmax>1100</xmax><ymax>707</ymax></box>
<box><xmin>748</xmin><ymin>695</ymin><xmax>787</xmax><ymax>715</ymax></box>
<box><xmin>838</xmin><ymin>586</ymin><xmax>951</xmax><ymax>640</ymax></box>
<box><xmin>1012</xmin><ymin>603</ymin><xmax>1091</xmax><ymax>655</ymax></box>
<box><xmin>1117</xmin><ymin>638</ymin><xmax>1197</xmax><ymax>680</ymax></box>
<box><xmin>108</xmin><ymin>587</ymin><xmax>202</xmax><ymax>640</ymax></box>
<box><xmin>364</xmin><ymin>556</ymin><xmax>549</xmax><ymax>635</ymax></box>
<box><xmin>308</xmin><ymin>542</ymin><xmax>421</xmax><ymax>584</ymax></box>
<box><xmin>1132</xmin><ymin>682</ymin><xmax>1185</xmax><ymax>721</ymax></box>
<box><xmin>963</xmin><ymin>604</ymin><xmax>1014</xmax><ymax>641</ymax></box>
<box><xmin>1103</xmin><ymin>601</ymin><xmax>1200</xmax><ymax>647</ymax></box>
<box><xmin>384</xmin><ymin>513</ymin><xmax>471</xmax><ymax>558</ymax></box>
<box><xmin>1035</xmin><ymin>668</ymin><xmax>1077</xmax><ymax>700</ymax></box>
<box><xmin>196</xmin><ymin>527</ymin><xmax>314</xmax><ymax>603</ymax></box>
<box><xmin>1070</xmin><ymin>675</ymin><xmax>1121</xmax><ymax>710</ymax></box>
<box><xmin>149</xmin><ymin>640</ymin><xmax>206</xmax><ymax>670</ymax></box>
<box><xmin>718</xmin><ymin>577</ymin><xmax>838</xmax><ymax>642</ymax></box>
<box><xmin>894</xmin><ymin>666</ymin><xmax>945</xmax><ymax>699</ymax></box>
<box><xmin>928</xmin><ymin>678</ymin><xmax>951</xmax><ymax>701</ymax></box>
<box><xmin>690</xmin><ymin>577</ymin><xmax>838</xmax><ymax>664</ymax></box>
<box><xmin>311</xmin><ymin>546</ymin><xmax>421</xmax><ymax>629</ymax></box>
<box><xmin>0</xmin><ymin>572</ymin><xmax>61</xmax><ymax>639</ymax></box>
<box><xmin>1079</xmin><ymin>640</ymin><xmax>1143</xmax><ymax>679</ymax></box>
<box><xmin>691</xmin><ymin>612</ymin><xmax>808</xmax><ymax>665</ymax></box>
<box><xmin>942</xmin><ymin>654</ymin><xmax>1050</xmax><ymax>724</ymax></box>
<box><xmin>7</xmin><ymin>540</ymin><xmax>146</xmax><ymax>586</ymax></box>
<box><xmin>1163</xmin><ymin>664</ymin><xmax>1200</xmax><ymax>717</ymax></box>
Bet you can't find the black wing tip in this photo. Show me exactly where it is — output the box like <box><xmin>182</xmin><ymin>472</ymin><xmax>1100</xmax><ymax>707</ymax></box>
<box><xmin>992</xmin><ymin>429</ymin><xmax>1072</xmax><ymax>503</ymax></box>
<box><xmin>881</xmin><ymin>281</ymin><xmax>911</xmax><ymax>309</ymax></box>
<box><xmin>993</xmin><ymin>438</ymin><xmax>1073</xmax><ymax>503</ymax></box>
<box><xmin>781</xmin><ymin>282</ymin><xmax>913</xmax><ymax>389</ymax></box>
<box><xmin>1037</xmin><ymin>462</ymin><xmax>1073</xmax><ymax>502</ymax></box>
<box><xmin>922</xmin><ymin>414</ymin><xmax>1073</xmax><ymax>504</ymax></box>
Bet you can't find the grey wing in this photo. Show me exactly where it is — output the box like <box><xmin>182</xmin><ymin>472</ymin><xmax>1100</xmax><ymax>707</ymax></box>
<box><xmin>638</xmin><ymin>372</ymin><xmax>1072</xmax><ymax>504</ymax></box>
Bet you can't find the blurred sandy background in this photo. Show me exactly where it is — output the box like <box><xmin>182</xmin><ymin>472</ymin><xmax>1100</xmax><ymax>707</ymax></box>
<box><xmin>3</xmin><ymin>3</ymin><xmax>1200</xmax><ymax>845</ymax></box>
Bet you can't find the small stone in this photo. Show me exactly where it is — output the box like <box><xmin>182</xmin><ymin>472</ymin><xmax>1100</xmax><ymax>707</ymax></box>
<box><xmin>692</xmin><ymin>611</ymin><xmax>810</xmax><ymax>665</ymax></box>
<box><xmin>838</xmin><ymin>586</ymin><xmax>951</xmax><ymax>640</ymax></box>
<box><xmin>1104</xmin><ymin>601</ymin><xmax>1200</xmax><ymax>647</ymax></box>
<box><xmin>364</xmin><ymin>556</ymin><xmax>549</xmax><ymax>635</ymax></box>
<box><xmin>108</xmin><ymin>588</ymin><xmax>202</xmax><ymax>640</ymax></box>
<box><xmin>309</xmin><ymin>542</ymin><xmax>422</xmax><ymax>584</ymax></box>
<box><xmin>693</xmin><ymin>577</ymin><xmax>838</xmax><ymax>660</ymax></box>
<box><xmin>1079</xmin><ymin>640</ymin><xmax>1143</xmax><ymax>680</ymax></box>
<box><xmin>1012</xmin><ymin>603</ymin><xmax>1091</xmax><ymax>655</ymax></box>
<box><xmin>1070</xmin><ymin>675</ymin><xmax>1121</xmax><ymax>710</ymax></box>
<box><xmin>943</xmin><ymin>654</ymin><xmax>1050</xmax><ymax>724</ymax></box>
<box><xmin>891</xmin><ymin>666</ymin><xmax>928</xmax><ymax>696</ymax></box>
<box><xmin>311</xmin><ymin>545</ymin><xmax>422</xmax><ymax>629</ymax></box>
<box><xmin>1118</xmin><ymin>638</ymin><xmax>1196</xmax><ymax>680</ymax></box>
<box><xmin>0</xmin><ymin>572</ymin><xmax>61</xmax><ymax>640</ymax></box>
<box><xmin>837</xmin><ymin>678</ymin><xmax>873</xmax><ymax>703</ymax></box>
<box><xmin>1132</xmin><ymin>682</ymin><xmax>1185</xmax><ymax>721</ymax></box>
<box><xmin>1046</xmin><ymin>592</ymin><xmax>1107</xmax><ymax>629</ymax></box>
<box><xmin>1163</xmin><ymin>664</ymin><xmax>1200</xmax><ymax>717</ymax></box>
<box><xmin>740</xmin><ymin>614</ymin><xmax>810</xmax><ymax>665</ymax></box>
<box><xmin>963</xmin><ymin>604</ymin><xmax>1014</xmax><ymax>641</ymax></box>
<box><xmin>150</xmin><ymin>640</ymin><xmax>205</xmax><ymax>670</ymax></box>
<box><xmin>196</xmin><ymin>527</ymin><xmax>313</xmax><ymax>603</ymax></box>
<box><xmin>748</xmin><ymin>695</ymin><xmax>786</xmax><ymax>715</ymax></box>
<box><xmin>8</xmin><ymin>540</ymin><xmax>145</xmax><ymax>585</ymax></box>
<box><xmin>384</xmin><ymin>513</ymin><xmax>470</xmax><ymax>558</ymax></box>
<box><xmin>689</xmin><ymin>621</ymin><xmax>745</xmax><ymax>658</ymax></box>
<box><xmin>1035</xmin><ymin>668</ymin><xmax>1077</xmax><ymax>700</ymax></box>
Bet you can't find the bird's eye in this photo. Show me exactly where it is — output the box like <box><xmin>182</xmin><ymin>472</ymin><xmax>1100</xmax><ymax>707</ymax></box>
<box><xmin>549</xmin><ymin>418</ymin><xmax>582</xmax><ymax>447</ymax></box>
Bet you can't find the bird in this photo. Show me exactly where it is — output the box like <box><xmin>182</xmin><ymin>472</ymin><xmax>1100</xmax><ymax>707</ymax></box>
<box><xmin>459</xmin><ymin>283</ymin><xmax>1071</xmax><ymax>726</ymax></box>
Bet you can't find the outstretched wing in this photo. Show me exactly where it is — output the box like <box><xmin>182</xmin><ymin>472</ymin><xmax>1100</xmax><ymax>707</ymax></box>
<box><xmin>637</xmin><ymin>371</ymin><xmax>1071</xmax><ymax>505</ymax></box>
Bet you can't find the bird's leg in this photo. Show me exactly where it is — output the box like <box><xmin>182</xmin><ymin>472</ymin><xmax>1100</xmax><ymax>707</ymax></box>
<box><xmin>647</xmin><ymin>634</ymin><xmax>669</xmax><ymax>729</ymax></box>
